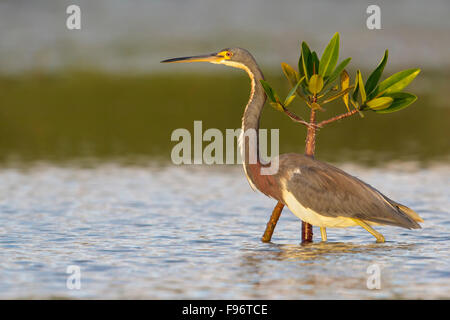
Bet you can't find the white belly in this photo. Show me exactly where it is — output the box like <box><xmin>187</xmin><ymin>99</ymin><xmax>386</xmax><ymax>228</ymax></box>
<box><xmin>282</xmin><ymin>190</ymin><xmax>357</xmax><ymax>228</ymax></box>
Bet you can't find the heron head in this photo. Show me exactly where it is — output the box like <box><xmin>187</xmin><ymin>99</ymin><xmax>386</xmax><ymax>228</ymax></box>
<box><xmin>161</xmin><ymin>47</ymin><xmax>256</xmax><ymax>71</ymax></box>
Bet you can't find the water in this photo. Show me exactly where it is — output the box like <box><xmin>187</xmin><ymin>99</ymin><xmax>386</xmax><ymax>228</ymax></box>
<box><xmin>0</xmin><ymin>162</ymin><xmax>448</xmax><ymax>299</ymax></box>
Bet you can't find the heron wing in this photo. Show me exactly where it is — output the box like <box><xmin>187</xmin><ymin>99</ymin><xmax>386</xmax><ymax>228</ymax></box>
<box><xmin>281</xmin><ymin>154</ymin><xmax>420</xmax><ymax>229</ymax></box>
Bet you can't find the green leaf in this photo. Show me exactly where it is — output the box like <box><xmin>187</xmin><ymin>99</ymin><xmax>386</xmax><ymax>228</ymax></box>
<box><xmin>298</xmin><ymin>54</ymin><xmax>305</xmax><ymax>79</ymax></box>
<box><xmin>281</xmin><ymin>64</ymin><xmax>307</xmax><ymax>101</ymax></box>
<box><xmin>270</xmin><ymin>102</ymin><xmax>285</xmax><ymax>112</ymax></box>
<box><xmin>299</xmin><ymin>42</ymin><xmax>312</xmax><ymax>81</ymax></box>
<box><xmin>352</xmin><ymin>72</ymin><xmax>359</xmax><ymax>102</ymax></box>
<box><xmin>358</xmin><ymin>70</ymin><xmax>366</xmax><ymax>103</ymax></box>
<box><xmin>372</xmin><ymin>68</ymin><xmax>421</xmax><ymax>98</ymax></box>
<box><xmin>308</xmin><ymin>74</ymin><xmax>324</xmax><ymax>94</ymax></box>
<box><xmin>284</xmin><ymin>76</ymin><xmax>305</xmax><ymax>106</ymax></box>
<box><xmin>365</xmin><ymin>97</ymin><xmax>394</xmax><ymax>111</ymax></box>
<box><xmin>306</xmin><ymin>51</ymin><xmax>314</xmax><ymax>79</ymax></box>
<box><xmin>352</xmin><ymin>70</ymin><xmax>366</xmax><ymax>103</ymax></box>
<box><xmin>365</xmin><ymin>50</ymin><xmax>388</xmax><ymax>96</ymax></box>
<box><xmin>284</xmin><ymin>95</ymin><xmax>296</xmax><ymax>106</ymax></box>
<box><xmin>281</xmin><ymin>63</ymin><xmax>299</xmax><ymax>88</ymax></box>
<box><xmin>324</xmin><ymin>57</ymin><xmax>351</xmax><ymax>87</ymax></box>
<box><xmin>340</xmin><ymin>70</ymin><xmax>350</xmax><ymax>111</ymax></box>
<box><xmin>322</xmin><ymin>85</ymin><xmax>354</xmax><ymax>104</ymax></box>
<box><xmin>311</xmin><ymin>51</ymin><xmax>320</xmax><ymax>75</ymax></box>
<box><xmin>260</xmin><ymin>80</ymin><xmax>277</xmax><ymax>102</ymax></box>
<box><xmin>319</xmin><ymin>32</ymin><xmax>339</xmax><ymax>78</ymax></box>
<box><xmin>374</xmin><ymin>92</ymin><xmax>417</xmax><ymax>114</ymax></box>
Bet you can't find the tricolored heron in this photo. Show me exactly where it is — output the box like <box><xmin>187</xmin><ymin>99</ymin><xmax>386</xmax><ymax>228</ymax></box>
<box><xmin>161</xmin><ymin>48</ymin><xmax>423</xmax><ymax>243</ymax></box>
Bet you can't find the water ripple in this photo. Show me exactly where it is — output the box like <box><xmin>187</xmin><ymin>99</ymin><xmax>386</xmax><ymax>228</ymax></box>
<box><xmin>0</xmin><ymin>163</ymin><xmax>448</xmax><ymax>299</ymax></box>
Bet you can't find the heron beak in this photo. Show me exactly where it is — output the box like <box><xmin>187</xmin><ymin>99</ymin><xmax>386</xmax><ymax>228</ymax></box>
<box><xmin>161</xmin><ymin>52</ymin><xmax>225</xmax><ymax>64</ymax></box>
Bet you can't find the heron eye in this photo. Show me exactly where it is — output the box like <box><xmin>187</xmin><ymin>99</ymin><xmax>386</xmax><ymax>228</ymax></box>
<box><xmin>226</xmin><ymin>52</ymin><xmax>233</xmax><ymax>57</ymax></box>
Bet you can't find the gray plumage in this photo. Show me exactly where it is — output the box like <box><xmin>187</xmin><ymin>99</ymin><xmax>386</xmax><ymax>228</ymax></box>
<box><xmin>277</xmin><ymin>153</ymin><xmax>421</xmax><ymax>229</ymax></box>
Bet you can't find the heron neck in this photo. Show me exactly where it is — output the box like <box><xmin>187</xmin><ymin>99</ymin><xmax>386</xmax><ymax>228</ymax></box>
<box><xmin>241</xmin><ymin>65</ymin><xmax>266</xmax><ymax>164</ymax></box>
<box><xmin>242</xmin><ymin>67</ymin><xmax>265</xmax><ymax>130</ymax></box>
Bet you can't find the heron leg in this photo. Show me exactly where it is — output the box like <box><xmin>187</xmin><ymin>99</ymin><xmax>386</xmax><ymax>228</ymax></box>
<box><xmin>261</xmin><ymin>202</ymin><xmax>284</xmax><ymax>242</ymax></box>
<box><xmin>320</xmin><ymin>227</ymin><xmax>327</xmax><ymax>242</ymax></box>
<box><xmin>351</xmin><ymin>218</ymin><xmax>385</xmax><ymax>243</ymax></box>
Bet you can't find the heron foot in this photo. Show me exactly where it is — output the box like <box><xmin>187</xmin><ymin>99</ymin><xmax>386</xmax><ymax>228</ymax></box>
<box><xmin>351</xmin><ymin>218</ymin><xmax>385</xmax><ymax>243</ymax></box>
<box><xmin>320</xmin><ymin>227</ymin><xmax>327</xmax><ymax>242</ymax></box>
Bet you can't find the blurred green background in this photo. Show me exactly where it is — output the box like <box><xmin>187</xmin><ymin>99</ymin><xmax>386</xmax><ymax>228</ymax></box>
<box><xmin>0</xmin><ymin>0</ymin><xmax>449</xmax><ymax>166</ymax></box>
